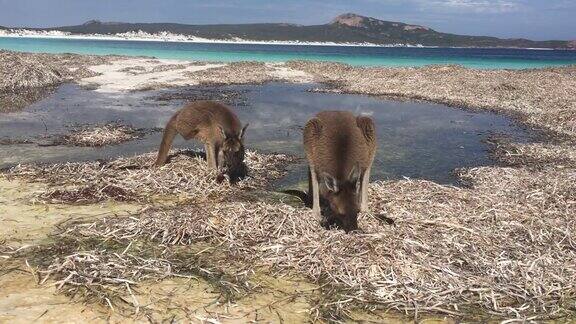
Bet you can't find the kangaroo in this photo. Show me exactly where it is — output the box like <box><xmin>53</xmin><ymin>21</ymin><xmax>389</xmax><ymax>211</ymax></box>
<box><xmin>155</xmin><ymin>101</ymin><xmax>249</xmax><ymax>181</ymax></box>
<box><xmin>303</xmin><ymin>111</ymin><xmax>376</xmax><ymax>232</ymax></box>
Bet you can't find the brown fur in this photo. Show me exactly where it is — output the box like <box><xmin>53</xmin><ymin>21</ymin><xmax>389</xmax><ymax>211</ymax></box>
<box><xmin>303</xmin><ymin>111</ymin><xmax>376</xmax><ymax>232</ymax></box>
<box><xmin>155</xmin><ymin>101</ymin><xmax>248</xmax><ymax>180</ymax></box>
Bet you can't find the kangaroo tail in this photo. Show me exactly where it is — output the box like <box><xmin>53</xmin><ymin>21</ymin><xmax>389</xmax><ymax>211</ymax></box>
<box><xmin>155</xmin><ymin>114</ymin><xmax>179</xmax><ymax>167</ymax></box>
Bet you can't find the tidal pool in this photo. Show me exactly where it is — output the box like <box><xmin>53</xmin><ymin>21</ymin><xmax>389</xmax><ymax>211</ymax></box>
<box><xmin>0</xmin><ymin>82</ymin><xmax>529</xmax><ymax>185</ymax></box>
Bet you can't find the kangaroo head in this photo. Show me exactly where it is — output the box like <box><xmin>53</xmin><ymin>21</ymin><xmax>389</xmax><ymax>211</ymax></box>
<box><xmin>218</xmin><ymin>124</ymin><xmax>249</xmax><ymax>183</ymax></box>
<box><xmin>321</xmin><ymin>164</ymin><xmax>363</xmax><ymax>232</ymax></box>
<box><xmin>219</xmin><ymin>123</ymin><xmax>248</xmax><ymax>153</ymax></box>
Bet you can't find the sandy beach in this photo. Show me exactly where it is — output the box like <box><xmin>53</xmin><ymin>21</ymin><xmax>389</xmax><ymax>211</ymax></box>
<box><xmin>0</xmin><ymin>29</ymin><xmax>414</xmax><ymax>47</ymax></box>
<box><xmin>1</xmin><ymin>50</ymin><xmax>575</xmax><ymax>322</ymax></box>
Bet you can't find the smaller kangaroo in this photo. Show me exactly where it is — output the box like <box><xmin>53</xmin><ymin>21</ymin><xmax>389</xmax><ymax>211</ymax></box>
<box><xmin>155</xmin><ymin>101</ymin><xmax>249</xmax><ymax>182</ymax></box>
<box><xmin>303</xmin><ymin>111</ymin><xmax>376</xmax><ymax>232</ymax></box>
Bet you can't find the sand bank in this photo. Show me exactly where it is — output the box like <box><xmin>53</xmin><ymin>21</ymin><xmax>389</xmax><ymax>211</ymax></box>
<box><xmin>79</xmin><ymin>58</ymin><xmax>313</xmax><ymax>92</ymax></box>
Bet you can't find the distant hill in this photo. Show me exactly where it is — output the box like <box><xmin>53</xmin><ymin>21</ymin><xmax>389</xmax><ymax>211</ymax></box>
<box><xmin>14</xmin><ymin>13</ymin><xmax>574</xmax><ymax>49</ymax></box>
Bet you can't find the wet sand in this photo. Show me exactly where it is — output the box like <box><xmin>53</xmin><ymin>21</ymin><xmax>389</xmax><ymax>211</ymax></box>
<box><xmin>0</xmin><ymin>178</ymin><xmax>141</xmax><ymax>245</ymax></box>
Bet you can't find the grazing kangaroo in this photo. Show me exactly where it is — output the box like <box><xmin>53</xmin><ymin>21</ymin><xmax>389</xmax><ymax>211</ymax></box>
<box><xmin>155</xmin><ymin>101</ymin><xmax>249</xmax><ymax>181</ymax></box>
<box><xmin>303</xmin><ymin>111</ymin><xmax>376</xmax><ymax>232</ymax></box>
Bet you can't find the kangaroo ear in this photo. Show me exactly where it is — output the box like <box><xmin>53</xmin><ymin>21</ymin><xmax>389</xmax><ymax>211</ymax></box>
<box><xmin>240</xmin><ymin>123</ymin><xmax>249</xmax><ymax>139</ymax></box>
<box><xmin>218</xmin><ymin>125</ymin><xmax>226</xmax><ymax>138</ymax></box>
<box><xmin>356</xmin><ymin>115</ymin><xmax>376</xmax><ymax>144</ymax></box>
<box><xmin>307</xmin><ymin>118</ymin><xmax>322</xmax><ymax>137</ymax></box>
<box><xmin>322</xmin><ymin>173</ymin><xmax>339</xmax><ymax>192</ymax></box>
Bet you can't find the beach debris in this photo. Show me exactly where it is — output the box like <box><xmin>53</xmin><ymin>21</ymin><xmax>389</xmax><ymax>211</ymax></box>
<box><xmin>5</xmin><ymin>150</ymin><xmax>295</xmax><ymax>204</ymax></box>
<box><xmin>0</xmin><ymin>86</ymin><xmax>58</xmax><ymax>113</ymax></box>
<box><xmin>0</xmin><ymin>137</ymin><xmax>34</xmax><ymax>145</ymax></box>
<box><xmin>6</xmin><ymin>137</ymin><xmax>574</xmax><ymax>320</ymax></box>
<box><xmin>149</xmin><ymin>63</ymin><xmax>188</xmax><ymax>73</ymax></box>
<box><xmin>151</xmin><ymin>87</ymin><xmax>249</xmax><ymax>106</ymax></box>
<box><xmin>0</xmin><ymin>123</ymin><xmax>159</xmax><ymax>148</ymax></box>
<box><xmin>52</xmin><ymin>123</ymin><xmax>154</xmax><ymax>147</ymax></box>
<box><xmin>22</xmin><ymin>163</ymin><xmax>576</xmax><ymax>320</ymax></box>
<box><xmin>119</xmin><ymin>63</ymin><xmax>188</xmax><ymax>75</ymax></box>
<box><xmin>0</xmin><ymin>50</ymin><xmax>117</xmax><ymax>112</ymax></box>
<box><xmin>25</xmin><ymin>233</ymin><xmax>253</xmax><ymax>316</ymax></box>
<box><xmin>185</xmin><ymin>61</ymin><xmax>280</xmax><ymax>85</ymax></box>
<box><xmin>488</xmin><ymin>135</ymin><xmax>576</xmax><ymax>168</ymax></box>
<box><xmin>0</xmin><ymin>50</ymin><xmax>112</xmax><ymax>92</ymax></box>
<box><xmin>118</xmin><ymin>65</ymin><xmax>147</xmax><ymax>75</ymax></box>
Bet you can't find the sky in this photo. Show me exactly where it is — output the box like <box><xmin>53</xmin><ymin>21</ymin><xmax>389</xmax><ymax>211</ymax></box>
<box><xmin>0</xmin><ymin>0</ymin><xmax>574</xmax><ymax>40</ymax></box>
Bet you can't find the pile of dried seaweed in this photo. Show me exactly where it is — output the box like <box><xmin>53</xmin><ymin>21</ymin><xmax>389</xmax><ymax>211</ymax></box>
<box><xmin>0</xmin><ymin>86</ymin><xmax>56</xmax><ymax>113</ymax></box>
<box><xmin>0</xmin><ymin>50</ymin><xmax>111</xmax><ymax>92</ymax></box>
<box><xmin>488</xmin><ymin>136</ymin><xmax>576</xmax><ymax>168</ymax></box>
<box><xmin>185</xmin><ymin>62</ymin><xmax>280</xmax><ymax>85</ymax></box>
<box><xmin>151</xmin><ymin>87</ymin><xmax>249</xmax><ymax>106</ymax></box>
<box><xmin>5</xmin><ymin>150</ymin><xmax>295</xmax><ymax>204</ymax></box>
<box><xmin>0</xmin><ymin>50</ymin><xmax>116</xmax><ymax>112</ymax></box>
<box><xmin>118</xmin><ymin>63</ymin><xmax>188</xmax><ymax>75</ymax></box>
<box><xmin>1</xmin><ymin>124</ymin><xmax>155</xmax><ymax>148</ymax></box>
<box><xmin>55</xmin><ymin>123</ymin><xmax>150</xmax><ymax>147</ymax></box>
<box><xmin>31</xmin><ymin>159</ymin><xmax>575</xmax><ymax>320</ymax></box>
<box><xmin>25</xmin><ymin>234</ymin><xmax>254</xmax><ymax>316</ymax></box>
<box><xmin>42</xmin><ymin>251</ymin><xmax>177</xmax><ymax>302</ymax></box>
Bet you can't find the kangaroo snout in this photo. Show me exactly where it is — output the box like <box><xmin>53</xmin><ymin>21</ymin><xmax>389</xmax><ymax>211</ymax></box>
<box><xmin>327</xmin><ymin>207</ymin><xmax>359</xmax><ymax>233</ymax></box>
<box><xmin>324</xmin><ymin>175</ymin><xmax>362</xmax><ymax>232</ymax></box>
<box><xmin>340</xmin><ymin>214</ymin><xmax>359</xmax><ymax>233</ymax></box>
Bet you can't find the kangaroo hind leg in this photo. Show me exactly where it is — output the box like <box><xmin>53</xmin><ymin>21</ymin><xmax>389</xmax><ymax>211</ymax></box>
<box><xmin>205</xmin><ymin>143</ymin><xmax>217</xmax><ymax>169</ymax></box>
<box><xmin>361</xmin><ymin>162</ymin><xmax>372</xmax><ymax>212</ymax></box>
<box><xmin>309</xmin><ymin>166</ymin><xmax>322</xmax><ymax>222</ymax></box>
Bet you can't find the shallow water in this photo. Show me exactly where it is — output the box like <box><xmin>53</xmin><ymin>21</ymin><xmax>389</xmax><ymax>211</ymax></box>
<box><xmin>0</xmin><ymin>82</ymin><xmax>530</xmax><ymax>185</ymax></box>
<box><xmin>2</xmin><ymin>37</ymin><xmax>576</xmax><ymax>69</ymax></box>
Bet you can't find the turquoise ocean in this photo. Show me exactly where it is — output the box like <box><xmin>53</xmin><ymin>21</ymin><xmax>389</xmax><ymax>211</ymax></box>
<box><xmin>1</xmin><ymin>36</ymin><xmax>576</xmax><ymax>69</ymax></box>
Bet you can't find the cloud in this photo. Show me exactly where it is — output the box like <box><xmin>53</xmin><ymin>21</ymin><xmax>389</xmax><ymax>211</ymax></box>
<box><xmin>549</xmin><ymin>0</ymin><xmax>576</xmax><ymax>11</ymax></box>
<box><xmin>417</xmin><ymin>0</ymin><xmax>523</xmax><ymax>13</ymax></box>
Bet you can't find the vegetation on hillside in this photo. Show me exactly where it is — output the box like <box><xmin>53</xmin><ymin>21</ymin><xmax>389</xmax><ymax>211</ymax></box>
<box><xmin>21</xmin><ymin>13</ymin><xmax>571</xmax><ymax>49</ymax></box>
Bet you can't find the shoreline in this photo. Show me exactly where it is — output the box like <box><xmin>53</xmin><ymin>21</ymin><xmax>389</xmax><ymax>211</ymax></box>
<box><xmin>0</xmin><ymin>31</ymin><xmax>410</xmax><ymax>48</ymax></box>
<box><xmin>0</xmin><ymin>31</ymin><xmax>568</xmax><ymax>51</ymax></box>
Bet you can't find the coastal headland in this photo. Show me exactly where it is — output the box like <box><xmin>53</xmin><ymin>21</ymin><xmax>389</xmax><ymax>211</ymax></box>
<box><xmin>2</xmin><ymin>13</ymin><xmax>575</xmax><ymax>49</ymax></box>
